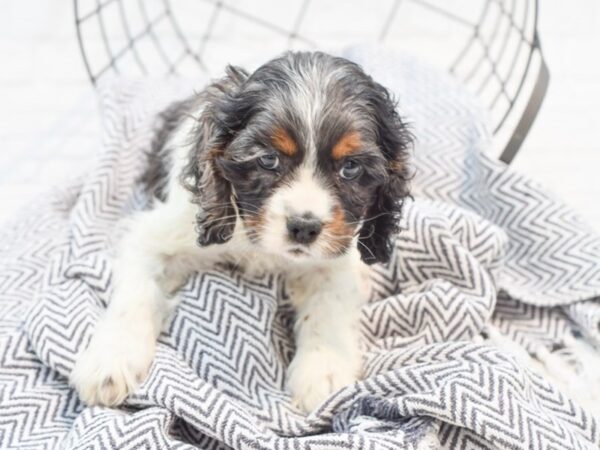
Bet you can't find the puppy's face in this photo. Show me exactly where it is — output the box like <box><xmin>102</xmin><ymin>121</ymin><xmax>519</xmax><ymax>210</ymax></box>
<box><xmin>187</xmin><ymin>52</ymin><xmax>411</xmax><ymax>264</ymax></box>
<box><xmin>221</xmin><ymin>117</ymin><xmax>390</xmax><ymax>262</ymax></box>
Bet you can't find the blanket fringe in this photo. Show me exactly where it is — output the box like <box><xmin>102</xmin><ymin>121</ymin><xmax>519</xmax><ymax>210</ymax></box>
<box><xmin>416</xmin><ymin>428</ymin><xmax>441</xmax><ymax>450</ymax></box>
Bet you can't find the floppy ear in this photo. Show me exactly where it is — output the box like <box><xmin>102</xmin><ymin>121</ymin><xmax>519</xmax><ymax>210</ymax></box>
<box><xmin>180</xmin><ymin>65</ymin><xmax>250</xmax><ymax>246</ymax></box>
<box><xmin>358</xmin><ymin>81</ymin><xmax>412</xmax><ymax>265</ymax></box>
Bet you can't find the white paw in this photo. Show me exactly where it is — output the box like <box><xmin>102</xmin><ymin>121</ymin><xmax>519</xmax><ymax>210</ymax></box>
<box><xmin>286</xmin><ymin>347</ymin><xmax>361</xmax><ymax>413</ymax></box>
<box><xmin>70</xmin><ymin>324</ymin><xmax>155</xmax><ymax>406</ymax></box>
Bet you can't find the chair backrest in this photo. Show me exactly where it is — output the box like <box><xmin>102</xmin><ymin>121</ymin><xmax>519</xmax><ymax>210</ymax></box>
<box><xmin>74</xmin><ymin>0</ymin><xmax>549</xmax><ymax>163</ymax></box>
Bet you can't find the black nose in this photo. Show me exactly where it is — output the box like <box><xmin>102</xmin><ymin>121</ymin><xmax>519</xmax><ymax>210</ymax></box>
<box><xmin>287</xmin><ymin>215</ymin><xmax>322</xmax><ymax>244</ymax></box>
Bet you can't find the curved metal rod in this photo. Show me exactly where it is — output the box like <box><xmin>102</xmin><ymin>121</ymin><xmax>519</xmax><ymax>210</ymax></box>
<box><xmin>162</xmin><ymin>0</ymin><xmax>208</xmax><ymax>72</ymax></box>
<box><xmin>95</xmin><ymin>0</ymin><xmax>120</xmax><ymax>74</ymax></box>
<box><xmin>74</xmin><ymin>0</ymin><xmax>96</xmax><ymax>84</ymax></box>
<box><xmin>449</xmin><ymin>0</ymin><xmax>492</xmax><ymax>75</ymax></box>
<box><xmin>493</xmin><ymin>0</ymin><xmax>535</xmax><ymax>133</ymax></box>
<box><xmin>484</xmin><ymin>0</ymin><xmax>517</xmax><ymax>104</ymax></box>
<box><xmin>499</xmin><ymin>40</ymin><xmax>549</xmax><ymax>163</ymax></box>
<box><xmin>116</xmin><ymin>0</ymin><xmax>148</xmax><ymax>75</ymax></box>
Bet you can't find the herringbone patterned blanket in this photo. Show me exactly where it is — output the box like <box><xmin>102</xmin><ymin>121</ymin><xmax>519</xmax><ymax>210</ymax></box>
<box><xmin>1</xmin><ymin>46</ymin><xmax>600</xmax><ymax>449</ymax></box>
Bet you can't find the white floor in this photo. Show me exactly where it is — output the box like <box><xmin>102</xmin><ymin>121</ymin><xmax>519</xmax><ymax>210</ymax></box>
<box><xmin>0</xmin><ymin>1</ymin><xmax>598</xmax><ymax>230</ymax></box>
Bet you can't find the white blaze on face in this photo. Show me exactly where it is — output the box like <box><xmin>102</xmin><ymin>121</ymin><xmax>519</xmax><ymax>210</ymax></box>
<box><xmin>257</xmin><ymin>74</ymin><xmax>347</xmax><ymax>259</ymax></box>
<box><xmin>260</xmin><ymin>165</ymin><xmax>335</xmax><ymax>257</ymax></box>
<box><xmin>280</xmin><ymin>166</ymin><xmax>332</xmax><ymax>220</ymax></box>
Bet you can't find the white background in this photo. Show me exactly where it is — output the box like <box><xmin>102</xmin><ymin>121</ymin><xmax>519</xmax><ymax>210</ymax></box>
<box><xmin>0</xmin><ymin>1</ymin><xmax>598</xmax><ymax>230</ymax></box>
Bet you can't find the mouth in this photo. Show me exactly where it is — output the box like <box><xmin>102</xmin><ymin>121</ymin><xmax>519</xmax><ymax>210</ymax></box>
<box><xmin>288</xmin><ymin>246</ymin><xmax>311</xmax><ymax>257</ymax></box>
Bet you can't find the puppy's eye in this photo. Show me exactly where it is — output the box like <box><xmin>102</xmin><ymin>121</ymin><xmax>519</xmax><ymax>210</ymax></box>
<box><xmin>339</xmin><ymin>159</ymin><xmax>363</xmax><ymax>180</ymax></box>
<box><xmin>257</xmin><ymin>153</ymin><xmax>280</xmax><ymax>170</ymax></box>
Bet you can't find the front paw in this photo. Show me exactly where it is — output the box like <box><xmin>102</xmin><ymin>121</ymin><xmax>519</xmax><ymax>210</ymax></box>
<box><xmin>70</xmin><ymin>326</ymin><xmax>155</xmax><ymax>406</ymax></box>
<box><xmin>286</xmin><ymin>347</ymin><xmax>361</xmax><ymax>413</ymax></box>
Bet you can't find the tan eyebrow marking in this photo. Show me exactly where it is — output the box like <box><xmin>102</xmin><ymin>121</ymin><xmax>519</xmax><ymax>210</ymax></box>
<box><xmin>332</xmin><ymin>131</ymin><xmax>362</xmax><ymax>160</ymax></box>
<box><xmin>271</xmin><ymin>127</ymin><xmax>297</xmax><ymax>156</ymax></box>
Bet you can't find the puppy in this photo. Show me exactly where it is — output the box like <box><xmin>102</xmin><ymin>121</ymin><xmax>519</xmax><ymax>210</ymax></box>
<box><xmin>70</xmin><ymin>51</ymin><xmax>411</xmax><ymax>412</ymax></box>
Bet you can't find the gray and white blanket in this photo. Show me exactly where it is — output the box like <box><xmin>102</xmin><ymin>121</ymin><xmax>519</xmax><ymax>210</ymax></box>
<box><xmin>1</xmin><ymin>46</ymin><xmax>600</xmax><ymax>449</ymax></box>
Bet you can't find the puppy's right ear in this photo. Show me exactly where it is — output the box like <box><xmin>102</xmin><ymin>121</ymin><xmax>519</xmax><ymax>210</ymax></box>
<box><xmin>180</xmin><ymin>65</ymin><xmax>249</xmax><ymax>246</ymax></box>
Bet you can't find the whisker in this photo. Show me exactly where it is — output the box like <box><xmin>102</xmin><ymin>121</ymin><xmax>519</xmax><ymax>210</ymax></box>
<box><xmin>357</xmin><ymin>224</ymin><xmax>376</xmax><ymax>240</ymax></box>
<box><xmin>346</xmin><ymin>211</ymin><xmax>395</xmax><ymax>226</ymax></box>
<box><xmin>345</xmin><ymin>210</ymin><xmax>360</xmax><ymax>223</ymax></box>
<box><xmin>204</xmin><ymin>204</ymin><xmax>261</xmax><ymax>215</ymax></box>
<box><xmin>204</xmin><ymin>200</ymin><xmax>261</xmax><ymax>209</ymax></box>
<box><xmin>195</xmin><ymin>220</ymin><xmax>240</xmax><ymax>232</ymax></box>
<box><xmin>356</xmin><ymin>239</ymin><xmax>376</xmax><ymax>260</ymax></box>
<box><xmin>197</xmin><ymin>214</ymin><xmax>240</xmax><ymax>224</ymax></box>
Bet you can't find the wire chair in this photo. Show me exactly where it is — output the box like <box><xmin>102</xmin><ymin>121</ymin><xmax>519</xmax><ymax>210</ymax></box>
<box><xmin>73</xmin><ymin>0</ymin><xmax>549</xmax><ymax>163</ymax></box>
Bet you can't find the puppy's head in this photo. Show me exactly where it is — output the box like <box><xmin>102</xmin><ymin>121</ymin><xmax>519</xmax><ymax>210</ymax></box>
<box><xmin>183</xmin><ymin>52</ymin><xmax>411</xmax><ymax>264</ymax></box>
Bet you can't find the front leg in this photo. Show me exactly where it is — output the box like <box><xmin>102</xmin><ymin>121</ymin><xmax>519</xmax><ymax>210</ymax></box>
<box><xmin>70</xmin><ymin>204</ymin><xmax>198</xmax><ymax>406</ymax></box>
<box><xmin>286</xmin><ymin>257</ymin><xmax>365</xmax><ymax>412</ymax></box>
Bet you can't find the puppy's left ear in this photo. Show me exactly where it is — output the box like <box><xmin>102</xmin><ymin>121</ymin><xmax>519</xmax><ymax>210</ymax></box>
<box><xmin>358</xmin><ymin>81</ymin><xmax>412</xmax><ymax>265</ymax></box>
